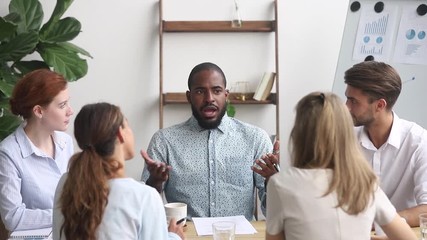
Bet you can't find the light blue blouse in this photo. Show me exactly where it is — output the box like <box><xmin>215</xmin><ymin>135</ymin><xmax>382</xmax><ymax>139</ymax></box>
<box><xmin>0</xmin><ymin>124</ymin><xmax>73</xmax><ymax>231</ymax></box>
<box><xmin>53</xmin><ymin>176</ymin><xmax>181</xmax><ymax>240</ymax></box>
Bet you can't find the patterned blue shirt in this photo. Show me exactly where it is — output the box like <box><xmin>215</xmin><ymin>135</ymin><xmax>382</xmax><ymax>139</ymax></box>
<box><xmin>142</xmin><ymin>115</ymin><xmax>272</xmax><ymax>220</ymax></box>
<box><xmin>0</xmin><ymin>124</ymin><xmax>73</xmax><ymax>231</ymax></box>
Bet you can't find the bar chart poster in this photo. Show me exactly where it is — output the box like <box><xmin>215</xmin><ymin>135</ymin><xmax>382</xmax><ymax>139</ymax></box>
<box><xmin>352</xmin><ymin>4</ymin><xmax>398</xmax><ymax>61</ymax></box>
<box><xmin>393</xmin><ymin>4</ymin><xmax>427</xmax><ymax>65</ymax></box>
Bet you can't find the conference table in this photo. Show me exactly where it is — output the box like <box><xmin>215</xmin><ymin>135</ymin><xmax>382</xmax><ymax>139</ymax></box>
<box><xmin>184</xmin><ymin>221</ymin><xmax>422</xmax><ymax>240</ymax></box>
<box><xmin>185</xmin><ymin>221</ymin><xmax>265</xmax><ymax>239</ymax></box>
<box><xmin>6</xmin><ymin>221</ymin><xmax>422</xmax><ymax>239</ymax></box>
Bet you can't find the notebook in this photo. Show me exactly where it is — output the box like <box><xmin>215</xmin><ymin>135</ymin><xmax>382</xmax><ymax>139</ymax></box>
<box><xmin>9</xmin><ymin>227</ymin><xmax>52</xmax><ymax>239</ymax></box>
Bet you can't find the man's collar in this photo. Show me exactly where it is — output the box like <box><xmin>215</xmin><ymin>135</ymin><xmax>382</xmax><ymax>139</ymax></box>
<box><xmin>360</xmin><ymin>111</ymin><xmax>401</xmax><ymax>149</ymax></box>
<box><xmin>387</xmin><ymin>112</ymin><xmax>401</xmax><ymax>148</ymax></box>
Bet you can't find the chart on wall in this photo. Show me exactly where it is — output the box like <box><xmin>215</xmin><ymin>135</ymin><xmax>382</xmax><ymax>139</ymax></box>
<box><xmin>333</xmin><ymin>0</ymin><xmax>427</xmax><ymax>128</ymax></box>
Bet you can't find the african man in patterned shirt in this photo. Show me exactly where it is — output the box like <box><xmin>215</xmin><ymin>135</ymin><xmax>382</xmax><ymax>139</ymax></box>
<box><xmin>141</xmin><ymin>62</ymin><xmax>279</xmax><ymax>221</ymax></box>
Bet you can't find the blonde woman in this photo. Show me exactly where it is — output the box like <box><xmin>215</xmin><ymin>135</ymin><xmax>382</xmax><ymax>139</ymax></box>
<box><xmin>265</xmin><ymin>92</ymin><xmax>416</xmax><ymax>240</ymax></box>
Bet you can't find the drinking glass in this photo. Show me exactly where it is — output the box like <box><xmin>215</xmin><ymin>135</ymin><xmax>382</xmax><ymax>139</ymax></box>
<box><xmin>212</xmin><ymin>221</ymin><xmax>235</xmax><ymax>240</ymax></box>
<box><xmin>420</xmin><ymin>213</ymin><xmax>427</xmax><ymax>240</ymax></box>
<box><xmin>233</xmin><ymin>81</ymin><xmax>249</xmax><ymax>101</ymax></box>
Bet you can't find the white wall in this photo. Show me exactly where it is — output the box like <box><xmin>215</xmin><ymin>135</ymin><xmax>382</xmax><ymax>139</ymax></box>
<box><xmin>0</xmin><ymin>0</ymin><xmax>348</xmax><ymax>179</ymax></box>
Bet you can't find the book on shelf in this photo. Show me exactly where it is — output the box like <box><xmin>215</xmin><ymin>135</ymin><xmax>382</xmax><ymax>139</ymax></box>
<box><xmin>253</xmin><ymin>72</ymin><xmax>276</xmax><ymax>101</ymax></box>
<box><xmin>9</xmin><ymin>227</ymin><xmax>52</xmax><ymax>239</ymax></box>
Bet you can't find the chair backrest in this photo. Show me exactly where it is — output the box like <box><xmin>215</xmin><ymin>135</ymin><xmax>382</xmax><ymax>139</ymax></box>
<box><xmin>0</xmin><ymin>219</ymin><xmax>9</xmax><ymax>240</ymax></box>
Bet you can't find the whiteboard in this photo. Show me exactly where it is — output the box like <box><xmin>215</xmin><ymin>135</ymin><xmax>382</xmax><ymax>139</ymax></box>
<box><xmin>332</xmin><ymin>0</ymin><xmax>427</xmax><ymax>128</ymax></box>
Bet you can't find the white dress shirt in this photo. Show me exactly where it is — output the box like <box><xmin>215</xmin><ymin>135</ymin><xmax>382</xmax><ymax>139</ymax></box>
<box><xmin>0</xmin><ymin>124</ymin><xmax>73</xmax><ymax>231</ymax></box>
<box><xmin>355</xmin><ymin>113</ymin><xmax>427</xmax><ymax>211</ymax></box>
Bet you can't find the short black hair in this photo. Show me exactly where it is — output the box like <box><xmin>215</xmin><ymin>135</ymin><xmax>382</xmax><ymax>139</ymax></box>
<box><xmin>187</xmin><ymin>62</ymin><xmax>227</xmax><ymax>90</ymax></box>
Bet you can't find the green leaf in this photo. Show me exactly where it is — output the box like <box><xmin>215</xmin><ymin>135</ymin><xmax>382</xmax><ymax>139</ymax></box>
<box><xmin>13</xmin><ymin>60</ymin><xmax>50</xmax><ymax>76</ymax></box>
<box><xmin>0</xmin><ymin>97</ymin><xmax>9</xmax><ymax>108</ymax></box>
<box><xmin>9</xmin><ymin>0</ymin><xmax>43</xmax><ymax>33</ymax></box>
<box><xmin>0</xmin><ymin>64</ymin><xmax>19</xmax><ymax>83</ymax></box>
<box><xmin>0</xmin><ymin>0</ymin><xmax>89</xmax><ymax>141</ymax></box>
<box><xmin>41</xmin><ymin>0</ymin><xmax>74</xmax><ymax>33</ymax></box>
<box><xmin>0</xmin><ymin>31</ymin><xmax>38</xmax><ymax>61</ymax></box>
<box><xmin>0</xmin><ymin>80</ymin><xmax>15</xmax><ymax>97</ymax></box>
<box><xmin>0</xmin><ymin>110</ymin><xmax>22</xmax><ymax>141</ymax></box>
<box><xmin>38</xmin><ymin>43</ymin><xmax>88</xmax><ymax>81</ymax></box>
<box><xmin>40</xmin><ymin>17</ymin><xmax>81</xmax><ymax>42</ymax></box>
<box><xmin>0</xmin><ymin>17</ymin><xmax>18</xmax><ymax>41</ymax></box>
<box><xmin>226</xmin><ymin>101</ymin><xmax>236</xmax><ymax>117</ymax></box>
<box><xmin>51</xmin><ymin>0</ymin><xmax>74</xmax><ymax>22</ymax></box>
<box><xmin>61</xmin><ymin>42</ymin><xmax>93</xmax><ymax>58</ymax></box>
<box><xmin>3</xmin><ymin>12</ymin><xmax>21</xmax><ymax>24</ymax></box>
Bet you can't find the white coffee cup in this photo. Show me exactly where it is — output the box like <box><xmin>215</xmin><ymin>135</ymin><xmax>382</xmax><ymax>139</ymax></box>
<box><xmin>164</xmin><ymin>202</ymin><xmax>187</xmax><ymax>225</ymax></box>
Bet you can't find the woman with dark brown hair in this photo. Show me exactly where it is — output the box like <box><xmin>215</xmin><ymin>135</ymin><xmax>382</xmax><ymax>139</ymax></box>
<box><xmin>52</xmin><ymin>102</ymin><xmax>184</xmax><ymax>240</ymax></box>
<box><xmin>0</xmin><ymin>69</ymin><xmax>74</xmax><ymax>231</ymax></box>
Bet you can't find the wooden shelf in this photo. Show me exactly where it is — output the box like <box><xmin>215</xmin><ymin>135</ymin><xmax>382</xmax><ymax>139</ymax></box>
<box><xmin>162</xmin><ymin>20</ymin><xmax>276</xmax><ymax>32</ymax></box>
<box><xmin>163</xmin><ymin>92</ymin><xmax>277</xmax><ymax>105</ymax></box>
<box><xmin>158</xmin><ymin>0</ymin><xmax>279</xmax><ymax>137</ymax></box>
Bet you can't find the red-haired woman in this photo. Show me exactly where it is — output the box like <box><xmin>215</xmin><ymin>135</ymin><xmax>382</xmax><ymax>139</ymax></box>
<box><xmin>0</xmin><ymin>69</ymin><xmax>74</xmax><ymax>232</ymax></box>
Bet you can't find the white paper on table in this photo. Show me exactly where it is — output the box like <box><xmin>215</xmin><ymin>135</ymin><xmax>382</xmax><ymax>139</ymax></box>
<box><xmin>192</xmin><ymin>215</ymin><xmax>257</xmax><ymax>236</ymax></box>
<box><xmin>9</xmin><ymin>227</ymin><xmax>52</xmax><ymax>239</ymax></box>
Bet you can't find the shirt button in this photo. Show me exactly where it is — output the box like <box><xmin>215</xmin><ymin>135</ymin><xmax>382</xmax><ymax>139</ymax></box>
<box><xmin>211</xmin><ymin>181</ymin><xmax>215</xmax><ymax>185</ymax></box>
<box><xmin>211</xmin><ymin>202</ymin><xmax>215</xmax><ymax>206</ymax></box>
<box><xmin>210</xmin><ymin>160</ymin><xmax>213</xmax><ymax>164</ymax></box>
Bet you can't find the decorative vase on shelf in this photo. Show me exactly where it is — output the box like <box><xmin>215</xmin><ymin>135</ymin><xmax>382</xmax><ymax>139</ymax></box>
<box><xmin>234</xmin><ymin>81</ymin><xmax>249</xmax><ymax>101</ymax></box>
<box><xmin>231</xmin><ymin>0</ymin><xmax>242</xmax><ymax>28</ymax></box>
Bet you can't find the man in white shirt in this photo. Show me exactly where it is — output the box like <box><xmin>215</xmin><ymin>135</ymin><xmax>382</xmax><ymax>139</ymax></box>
<box><xmin>343</xmin><ymin>60</ymin><xmax>427</xmax><ymax>227</ymax></box>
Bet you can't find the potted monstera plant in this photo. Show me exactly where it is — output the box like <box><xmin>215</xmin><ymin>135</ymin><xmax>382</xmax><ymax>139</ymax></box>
<box><xmin>0</xmin><ymin>0</ymin><xmax>91</xmax><ymax>140</ymax></box>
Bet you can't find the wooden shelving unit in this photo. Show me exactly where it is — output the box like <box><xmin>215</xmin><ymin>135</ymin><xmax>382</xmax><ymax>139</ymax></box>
<box><xmin>159</xmin><ymin>0</ymin><xmax>279</xmax><ymax>138</ymax></box>
<box><xmin>163</xmin><ymin>92</ymin><xmax>277</xmax><ymax>105</ymax></box>
<box><xmin>162</xmin><ymin>21</ymin><xmax>275</xmax><ymax>32</ymax></box>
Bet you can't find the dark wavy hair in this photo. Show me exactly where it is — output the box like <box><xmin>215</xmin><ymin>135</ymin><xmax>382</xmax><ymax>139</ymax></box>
<box><xmin>59</xmin><ymin>102</ymin><xmax>124</xmax><ymax>240</ymax></box>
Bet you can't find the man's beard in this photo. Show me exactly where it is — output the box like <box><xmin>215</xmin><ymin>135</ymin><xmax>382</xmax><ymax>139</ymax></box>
<box><xmin>191</xmin><ymin>104</ymin><xmax>226</xmax><ymax>129</ymax></box>
<box><xmin>352</xmin><ymin>114</ymin><xmax>375</xmax><ymax>127</ymax></box>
